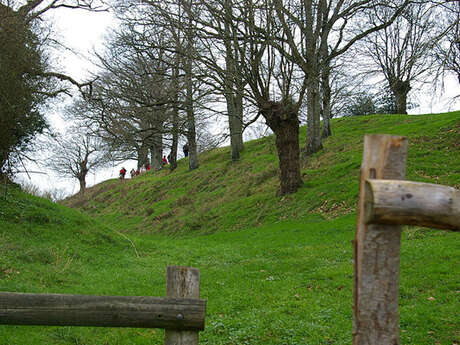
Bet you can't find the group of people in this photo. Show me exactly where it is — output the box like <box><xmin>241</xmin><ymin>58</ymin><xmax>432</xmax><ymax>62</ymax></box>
<box><xmin>129</xmin><ymin>163</ymin><xmax>152</xmax><ymax>178</ymax></box>
<box><xmin>119</xmin><ymin>144</ymin><xmax>190</xmax><ymax>180</ymax></box>
<box><xmin>118</xmin><ymin>157</ymin><xmax>168</xmax><ymax>180</ymax></box>
<box><xmin>119</xmin><ymin>164</ymin><xmax>151</xmax><ymax>179</ymax></box>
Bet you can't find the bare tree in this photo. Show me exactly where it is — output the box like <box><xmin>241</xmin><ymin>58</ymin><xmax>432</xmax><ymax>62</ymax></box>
<box><xmin>358</xmin><ymin>2</ymin><xmax>439</xmax><ymax>114</ymax></box>
<box><xmin>188</xmin><ymin>0</ymin><xmax>247</xmax><ymax>162</ymax></box>
<box><xmin>47</xmin><ymin>127</ymin><xmax>110</xmax><ymax>194</ymax></box>
<box><xmin>433</xmin><ymin>1</ymin><xmax>460</xmax><ymax>87</ymax></box>
<box><xmin>272</xmin><ymin>0</ymin><xmax>410</xmax><ymax>155</ymax></box>
<box><xmin>233</xmin><ymin>0</ymin><xmax>306</xmax><ymax>195</ymax></box>
<box><xmin>109</xmin><ymin>0</ymin><xmax>210</xmax><ymax>171</ymax></box>
<box><xmin>77</xmin><ymin>25</ymin><xmax>180</xmax><ymax>170</ymax></box>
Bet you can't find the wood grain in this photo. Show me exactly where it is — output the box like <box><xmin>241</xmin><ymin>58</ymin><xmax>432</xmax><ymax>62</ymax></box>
<box><xmin>0</xmin><ymin>292</ymin><xmax>205</xmax><ymax>330</ymax></box>
<box><xmin>353</xmin><ymin>134</ymin><xmax>407</xmax><ymax>345</ymax></box>
<box><xmin>364</xmin><ymin>179</ymin><xmax>460</xmax><ymax>231</ymax></box>
<box><xmin>165</xmin><ymin>266</ymin><xmax>202</xmax><ymax>345</ymax></box>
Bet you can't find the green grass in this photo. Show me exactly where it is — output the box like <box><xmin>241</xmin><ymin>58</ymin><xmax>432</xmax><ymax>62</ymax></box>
<box><xmin>1</xmin><ymin>112</ymin><xmax>459</xmax><ymax>344</ymax></box>
<box><xmin>65</xmin><ymin>111</ymin><xmax>460</xmax><ymax>235</ymax></box>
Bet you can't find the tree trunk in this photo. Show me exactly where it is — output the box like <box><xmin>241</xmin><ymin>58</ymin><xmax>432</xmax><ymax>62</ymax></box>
<box><xmin>224</xmin><ymin>0</ymin><xmax>244</xmax><ymax>162</ymax></box>
<box><xmin>184</xmin><ymin>56</ymin><xmax>198</xmax><ymax>170</ymax></box>
<box><xmin>78</xmin><ymin>175</ymin><xmax>86</xmax><ymax>194</ymax></box>
<box><xmin>321</xmin><ymin>64</ymin><xmax>332</xmax><ymax>139</ymax></box>
<box><xmin>169</xmin><ymin>111</ymin><xmax>179</xmax><ymax>171</ymax></box>
<box><xmin>169</xmin><ymin>65</ymin><xmax>180</xmax><ymax>171</ymax></box>
<box><xmin>186</xmin><ymin>116</ymin><xmax>199</xmax><ymax>171</ymax></box>
<box><xmin>304</xmin><ymin>74</ymin><xmax>323</xmax><ymax>156</ymax></box>
<box><xmin>322</xmin><ymin>110</ymin><xmax>332</xmax><ymax>139</ymax></box>
<box><xmin>150</xmin><ymin>131</ymin><xmax>163</xmax><ymax>171</ymax></box>
<box><xmin>226</xmin><ymin>93</ymin><xmax>244</xmax><ymax>162</ymax></box>
<box><xmin>390</xmin><ymin>79</ymin><xmax>410</xmax><ymax>114</ymax></box>
<box><xmin>394</xmin><ymin>91</ymin><xmax>408</xmax><ymax>114</ymax></box>
<box><xmin>138</xmin><ymin>144</ymin><xmax>149</xmax><ymax>169</ymax></box>
<box><xmin>234</xmin><ymin>89</ymin><xmax>244</xmax><ymax>153</ymax></box>
<box><xmin>302</xmin><ymin>1</ymin><xmax>322</xmax><ymax>158</ymax></box>
<box><xmin>184</xmin><ymin>0</ymin><xmax>198</xmax><ymax>171</ymax></box>
<box><xmin>260</xmin><ymin>100</ymin><xmax>302</xmax><ymax>195</ymax></box>
<box><xmin>77</xmin><ymin>160</ymin><xmax>88</xmax><ymax>194</ymax></box>
<box><xmin>185</xmin><ymin>67</ymin><xmax>198</xmax><ymax>170</ymax></box>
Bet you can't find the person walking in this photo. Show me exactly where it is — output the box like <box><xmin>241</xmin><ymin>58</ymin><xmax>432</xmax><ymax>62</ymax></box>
<box><xmin>183</xmin><ymin>143</ymin><xmax>189</xmax><ymax>157</ymax></box>
<box><xmin>119</xmin><ymin>167</ymin><xmax>127</xmax><ymax>180</ymax></box>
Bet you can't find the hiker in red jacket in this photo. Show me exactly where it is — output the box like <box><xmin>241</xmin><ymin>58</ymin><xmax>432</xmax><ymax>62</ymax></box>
<box><xmin>119</xmin><ymin>167</ymin><xmax>127</xmax><ymax>180</ymax></box>
<box><xmin>162</xmin><ymin>155</ymin><xmax>168</xmax><ymax>165</ymax></box>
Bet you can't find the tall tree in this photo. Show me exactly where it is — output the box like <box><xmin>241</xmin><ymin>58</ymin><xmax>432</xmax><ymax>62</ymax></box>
<box><xmin>236</xmin><ymin>0</ymin><xmax>306</xmax><ymax>195</ymax></box>
<box><xmin>194</xmin><ymin>0</ymin><xmax>247</xmax><ymax>162</ymax></box>
<box><xmin>182</xmin><ymin>0</ymin><xmax>199</xmax><ymax>170</ymax></box>
<box><xmin>0</xmin><ymin>0</ymin><xmax>105</xmax><ymax>176</ymax></box>
<box><xmin>111</xmin><ymin>0</ymin><xmax>205</xmax><ymax>171</ymax></box>
<box><xmin>433</xmin><ymin>1</ymin><xmax>460</xmax><ymax>86</ymax></box>
<box><xmin>272</xmin><ymin>0</ymin><xmax>410</xmax><ymax>155</ymax></box>
<box><xmin>360</xmin><ymin>2</ymin><xmax>438</xmax><ymax>114</ymax></box>
<box><xmin>0</xmin><ymin>3</ymin><xmax>47</xmax><ymax>174</ymax></box>
<box><xmin>78</xmin><ymin>25</ymin><xmax>177</xmax><ymax>169</ymax></box>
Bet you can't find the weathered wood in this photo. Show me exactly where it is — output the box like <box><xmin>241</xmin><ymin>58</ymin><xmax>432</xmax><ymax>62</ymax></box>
<box><xmin>0</xmin><ymin>292</ymin><xmax>205</xmax><ymax>330</ymax></box>
<box><xmin>353</xmin><ymin>134</ymin><xmax>408</xmax><ymax>345</ymax></box>
<box><xmin>165</xmin><ymin>266</ymin><xmax>201</xmax><ymax>345</ymax></box>
<box><xmin>364</xmin><ymin>179</ymin><xmax>460</xmax><ymax>231</ymax></box>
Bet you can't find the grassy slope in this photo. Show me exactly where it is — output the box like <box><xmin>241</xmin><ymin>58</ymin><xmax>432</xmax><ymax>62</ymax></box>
<box><xmin>1</xmin><ymin>112</ymin><xmax>459</xmax><ymax>344</ymax></box>
<box><xmin>65</xmin><ymin>112</ymin><xmax>460</xmax><ymax>235</ymax></box>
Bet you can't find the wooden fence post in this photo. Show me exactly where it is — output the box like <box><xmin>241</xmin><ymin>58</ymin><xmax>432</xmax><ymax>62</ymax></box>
<box><xmin>165</xmin><ymin>266</ymin><xmax>201</xmax><ymax>345</ymax></box>
<box><xmin>353</xmin><ymin>134</ymin><xmax>408</xmax><ymax>345</ymax></box>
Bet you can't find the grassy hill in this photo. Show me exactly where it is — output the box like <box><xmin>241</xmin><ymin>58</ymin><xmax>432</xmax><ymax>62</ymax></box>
<box><xmin>1</xmin><ymin>112</ymin><xmax>459</xmax><ymax>344</ymax></box>
<box><xmin>65</xmin><ymin>112</ymin><xmax>460</xmax><ymax>235</ymax></box>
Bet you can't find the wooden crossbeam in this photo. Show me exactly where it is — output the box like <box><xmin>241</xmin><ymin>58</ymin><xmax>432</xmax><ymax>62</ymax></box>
<box><xmin>0</xmin><ymin>292</ymin><xmax>206</xmax><ymax>330</ymax></box>
<box><xmin>364</xmin><ymin>179</ymin><xmax>460</xmax><ymax>231</ymax></box>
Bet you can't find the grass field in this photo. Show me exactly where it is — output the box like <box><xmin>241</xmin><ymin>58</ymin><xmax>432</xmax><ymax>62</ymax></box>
<box><xmin>1</xmin><ymin>112</ymin><xmax>459</xmax><ymax>344</ymax></box>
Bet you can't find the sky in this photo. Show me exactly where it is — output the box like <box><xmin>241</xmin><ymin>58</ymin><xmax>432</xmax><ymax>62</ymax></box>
<box><xmin>16</xmin><ymin>5</ymin><xmax>460</xmax><ymax>198</ymax></box>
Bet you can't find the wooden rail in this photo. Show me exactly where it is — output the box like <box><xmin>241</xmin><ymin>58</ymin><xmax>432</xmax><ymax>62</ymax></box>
<box><xmin>0</xmin><ymin>293</ymin><xmax>205</xmax><ymax>330</ymax></box>
<box><xmin>353</xmin><ymin>134</ymin><xmax>459</xmax><ymax>345</ymax></box>
<box><xmin>0</xmin><ymin>266</ymin><xmax>205</xmax><ymax>345</ymax></box>
<box><xmin>364</xmin><ymin>179</ymin><xmax>460</xmax><ymax>231</ymax></box>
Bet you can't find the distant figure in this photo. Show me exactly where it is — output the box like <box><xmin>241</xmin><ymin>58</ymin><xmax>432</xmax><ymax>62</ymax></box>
<box><xmin>130</xmin><ymin>168</ymin><xmax>135</xmax><ymax>178</ymax></box>
<box><xmin>146</xmin><ymin>164</ymin><xmax>151</xmax><ymax>171</ymax></box>
<box><xmin>140</xmin><ymin>164</ymin><xmax>146</xmax><ymax>174</ymax></box>
<box><xmin>167</xmin><ymin>153</ymin><xmax>171</xmax><ymax>162</ymax></box>
<box><xmin>119</xmin><ymin>167</ymin><xmax>127</xmax><ymax>180</ymax></box>
<box><xmin>183</xmin><ymin>143</ymin><xmax>189</xmax><ymax>157</ymax></box>
<box><xmin>135</xmin><ymin>169</ymin><xmax>140</xmax><ymax>176</ymax></box>
<box><xmin>162</xmin><ymin>155</ymin><xmax>168</xmax><ymax>165</ymax></box>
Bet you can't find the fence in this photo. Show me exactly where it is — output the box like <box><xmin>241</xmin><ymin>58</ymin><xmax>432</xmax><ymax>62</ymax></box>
<box><xmin>0</xmin><ymin>266</ymin><xmax>206</xmax><ymax>345</ymax></box>
<box><xmin>1</xmin><ymin>134</ymin><xmax>458</xmax><ymax>345</ymax></box>
<box><xmin>353</xmin><ymin>134</ymin><xmax>459</xmax><ymax>345</ymax></box>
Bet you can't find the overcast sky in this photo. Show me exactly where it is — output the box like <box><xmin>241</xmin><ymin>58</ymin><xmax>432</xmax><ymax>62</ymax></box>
<box><xmin>17</xmin><ymin>7</ymin><xmax>460</xmax><ymax>197</ymax></box>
